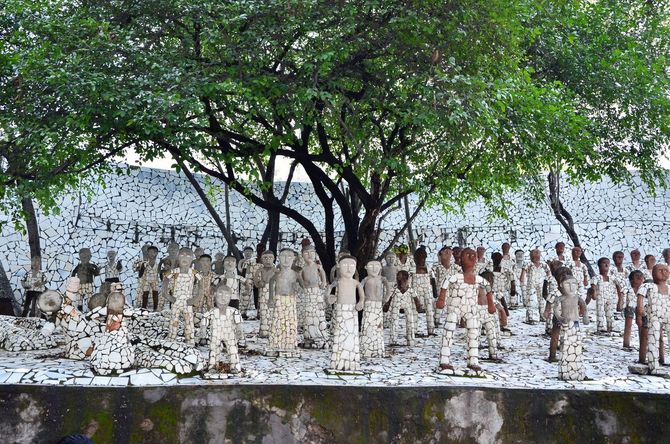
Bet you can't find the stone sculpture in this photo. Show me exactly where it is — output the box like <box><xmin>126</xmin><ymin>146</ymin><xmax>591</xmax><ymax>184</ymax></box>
<box><xmin>523</xmin><ymin>249</ymin><xmax>550</xmax><ymax>325</ymax></box>
<box><xmin>478</xmin><ymin>271</ymin><xmax>501</xmax><ymax>361</ymax></box>
<box><xmin>164</xmin><ymin>248</ymin><xmax>201</xmax><ymax>346</ymax></box>
<box><xmin>624</xmin><ymin>270</ymin><xmax>646</xmax><ymax>350</ymax></box>
<box><xmin>589</xmin><ymin>257</ymin><xmax>619</xmax><ymax>333</ymax></box>
<box><xmin>104</xmin><ymin>250</ymin><xmax>122</xmax><ymax>283</ymax></box>
<box><xmin>646</xmin><ymin>264</ymin><xmax>670</xmax><ymax>375</ymax></box>
<box><xmin>71</xmin><ymin>247</ymin><xmax>100</xmax><ymax>312</ymax></box>
<box><xmin>300</xmin><ymin>245</ymin><xmax>329</xmax><ymax>348</ymax></box>
<box><xmin>253</xmin><ymin>250</ymin><xmax>277</xmax><ymax>338</ymax></box>
<box><xmin>325</xmin><ymin>255</ymin><xmax>364</xmax><ymax>373</ymax></box>
<box><xmin>201</xmin><ymin>283</ymin><xmax>242</xmax><ymax>375</ymax></box>
<box><xmin>21</xmin><ymin>255</ymin><xmax>46</xmax><ymax>317</ymax></box>
<box><xmin>238</xmin><ymin>247</ymin><xmax>257</xmax><ymax>317</ymax></box>
<box><xmin>219</xmin><ymin>256</ymin><xmax>248</xmax><ymax>346</ymax></box>
<box><xmin>387</xmin><ymin>270</ymin><xmax>417</xmax><ymax>347</ymax></box>
<box><xmin>195</xmin><ymin>254</ymin><xmax>217</xmax><ymax>313</ymax></box>
<box><xmin>412</xmin><ymin>246</ymin><xmax>435</xmax><ymax>336</ymax></box>
<box><xmin>359</xmin><ymin>260</ymin><xmax>387</xmax><ymax>358</ymax></box>
<box><xmin>554</xmin><ymin>274</ymin><xmax>586</xmax><ymax>381</ymax></box>
<box><xmin>136</xmin><ymin>245</ymin><xmax>160</xmax><ymax>310</ymax></box>
<box><xmin>267</xmin><ymin>249</ymin><xmax>302</xmax><ymax>358</ymax></box>
<box><xmin>158</xmin><ymin>242</ymin><xmax>180</xmax><ymax>310</ymax></box>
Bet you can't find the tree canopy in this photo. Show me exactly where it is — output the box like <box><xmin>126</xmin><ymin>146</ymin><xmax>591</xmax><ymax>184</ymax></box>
<box><xmin>3</xmin><ymin>0</ymin><xmax>669</xmax><ymax>271</ymax></box>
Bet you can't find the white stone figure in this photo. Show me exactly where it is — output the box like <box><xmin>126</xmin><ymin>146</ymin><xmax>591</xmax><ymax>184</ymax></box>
<box><xmin>158</xmin><ymin>242</ymin><xmax>180</xmax><ymax>310</ymax></box>
<box><xmin>300</xmin><ymin>245</ymin><xmax>329</xmax><ymax>348</ymax></box>
<box><xmin>104</xmin><ymin>250</ymin><xmax>122</xmax><ymax>283</ymax></box>
<box><xmin>512</xmin><ymin>249</ymin><xmax>526</xmax><ymax>307</ymax></box>
<box><xmin>267</xmin><ymin>249</ymin><xmax>303</xmax><ymax>358</ymax></box>
<box><xmin>436</xmin><ymin>248</ymin><xmax>483</xmax><ymax>372</ymax></box>
<box><xmin>325</xmin><ymin>255</ymin><xmax>365</xmax><ymax>372</ymax></box>
<box><xmin>220</xmin><ymin>256</ymin><xmax>248</xmax><ymax>346</ymax></box>
<box><xmin>90</xmin><ymin>291</ymin><xmax>136</xmax><ymax>375</ymax></box>
<box><xmin>555</xmin><ymin>275</ymin><xmax>586</xmax><ymax>381</ymax></box>
<box><xmin>646</xmin><ymin>264</ymin><xmax>670</xmax><ymax>375</ymax></box>
<box><xmin>238</xmin><ymin>247</ymin><xmax>256</xmax><ymax>317</ymax></box>
<box><xmin>164</xmin><ymin>248</ymin><xmax>202</xmax><ymax>346</ymax></box>
<box><xmin>477</xmin><ymin>271</ymin><xmax>500</xmax><ymax>361</ymax></box>
<box><xmin>412</xmin><ymin>246</ymin><xmax>436</xmax><ymax>336</ymax></box>
<box><xmin>381</xmin><ymin>251</ymin><xmax>399</xmax><ymax>329</ymax></box>
<box><xmin>387</xmin><ymin>270</ymin><xmax>416</xmax><ymax>347</ymax></box>
<box><xmin>254</xmin><ymin>251</ymin><xmax>277</xmax><ymax>338</ymax></box>
<box><xmin>133</xmin><ymin>243</ymin><xmax>151</xmax><ymax>306</ymax></box>
<box><xmin>432</xmin><ymin>247</ymin><xmax>462</xmax><ymax>327</ymax></box>
<box><xmin>360</xmin><ymin>261</ymin><xmax>387</xmax><ymax>358</ymax></box>
<box><xmin>193</xmin><ymin>247</ymin><xmax>205</xmax><ymax>271</ymax></box>
<box><xmin>523</xmin><ymin>249</ymin><xmax>551</xmax><ymax>324</ymax></box>
<box><xmin>71</xmin><ymin>247</ymin><xmax>100</xmax><ymax>312</ymax></box>
<box><xmin>551</xmin><ymin>242</ymin><xmax>569</xmax><ymax>266</ymax></box>
<box><xmin>213</xmin><ymin>252</ymin><xmax>226</xmax><ymax>275</ymax></box>
<box><xmin>195</xmin><ymin>254</ymin><xmax>218</xmax><ymax>314</ymax></box>
<box><xmin>475</xmin><ymin>246</ymin><xmax>493</xmax><ymax>275</ymax></box>
<box><xmin>201</xmin><ymin>284</ymin><xmax>242</xmax><ymax>375</ymax></box>
<box><xmin>626</xmin><ymin>249</ymin><xmax>645</xmax><ymax>276</ymax></box>
<box><xmin>590</xmin><ymin>257</ymin><xmax>619</xmax><ymax>333</ymax></box>
<box><xmin>20</xmin><ymin>255</ymin><xmax>46</xmax><ymax>317</ymax></box>
<box><xmin>136</xmin><ymin>246</ymin><xmax>161</xmax><ymax>310</ymax></box>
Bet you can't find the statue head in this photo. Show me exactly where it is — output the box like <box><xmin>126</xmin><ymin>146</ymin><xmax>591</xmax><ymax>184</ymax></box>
<box><xmin>147</xmin><ymin>246</ymin><xmax>159</xmax><ymax>261</ymax></box>
<box><xmin>476</xmin><ymin>246</ymin><xmax>486</xmax><ymax>260</ymax></box>
<box><xmin>645</xmin><ymin>254</ymin><xmax>657</xmax><ymax>270</ymax></box>
<box><xmin>514</xmin><ymin>249</ymin><xmax>524</xmax><ymax>263</ymax></box>
<box><xmin>502</xmin><ymin>242</ymin><xmax>511</xmax><ymax>255</ymax></box>
<box><xmin>630</xmin><ymin>249</ymin><xmax>641</xmax><ymax>262</ymax></box>
<box><xmin>261</xmin><ymin>250</ymin><xmax>275</xmax><ymax>267</ymax></box>
<box><xmin>302</xmin><ymin>244</ymin><xmax>316</xmax><ymax>263</ymax></box>
<box><xmin>652</xmin><ymin>264</ymin><xmax>669</xmax><ymax>285</ymax></box>
<box><xmin>414</xmin><ymin>246</ymin><xmax>427</xmax><ymax>266</ymax></box>
<box><xmin>223</xmin><ymin>256</ymin><xmax>237</xmax><ymax>272</ymax></box>
<box><xmin>106</xmin><ymin>250</ymin><xmax>117</xmax><ymax>262</ymax></box>
<box><xmin>141</xmin><ymin>243</ymin><xmax>152</xmax><ymax>260</ymax></box>
<box><xmin>338</xmin><ymin>255</ymin><xmax>357</xmax><ymax>278</ymax></box>
<box><xmin>530</xmin><ymin>249</ymin><xmax>541</xmax><ymax>263</ymax></box>
<box><xmin>613</xmin><ymin>251</ymin><xmax>624</xmax><ymax>268</ymax></box>
<box><xmin>256</xmin><ymin>243</ymin><xmax>267</xmax><ymax>258</ymax></box>
<box><xmin>78</xmin><ymin>248</ymin><xmax>92</xmax><ymax>264</ymax></box>
<box><xmin>461</xmin><ymin>248</ymin><xmax>477</xmax><ymax>273</ymax></box>
<box><xmin>38</xmin><ymin>290</ymin><xmax>62</xmax><ymax>314</ymax></box>
<box><xmin>453</xmin><ymin>247</ymin><xmax>463</xmax><ymax>265</ymax></box>
<box><xmin>629</xmin><ymin>270</ymin><xmax>645</xmax><ymax>290</ymax></box>
<box><xmin>384</xmin><ymin>251</ymin><xmax>396</xmax><ymax>266</ymax></box>
<box><xmin>278</xmin><ymin>249</ymin><xmax>296</xmax><ymax>268</ymax></box>
<box><xmin>199</xmin><ymin>254</ymin><xmax>212</xmax><ymax>271</ymax></box>
<box><xmin>30</xmin><ymin>255</ymin><xmax>41</xmax><ymax>272</ymax></box>
<box><xmin>552</xmin><ymin>266</ymin><xmax>573</xmax><ymax>283</ymax></box>
<box><xmin>214</xmin><ymin>284</ymin><xmax>233</xmax><ymax>308</ymax></box>
<box><xmin>300</xmin><ymin>238</ymin><xmax>311</xmax><ymax>249</ymax></box>
<box><xmin>438</xmin><ymin>246</ymin><xmax>452</xmax><ymax>267</ymax></box>
<box><xmin>663</xmin><ymin>248</ymin><xmax>670</xmax><ymax>265</ymax></box>
<box><xmin>396</xmin><ymin>270</ymin><xmax>410</xmax><ymax>291</ymax></box>
<box><xmin>167</xmin><ymin>242</ymin><xmax>180</xmax><ymax>257</ymax></box>
<box><xmin>365</xmin><ymin>260</ymin><xmax>382</xmax><ymax>277</ymax></box>
<box><xmin>559</xmin><ymin>275</ymin><xmax>579</xmax><ymax>298</ymax></box>
<box><xmin>597</xmin><ymin>257</ymin><xmax>610</xmax><ymax>275</ymax></box>
<box><xmin>571</xmin><ymin>246</ymin><xmax>582</xmax><ymax>261</ymax></box>
<box><xmin>193</xmin><ymin>247</ymin><xmax>204</xmax><ymax>259</ymax></box>
<box><xmin>242</xmin><ymin>247</ymin><xmax>254</xmax><ymax>260</ymax></box>
<box><xmin>178</xmin><ymin>248</ymin><xmax>194</xmax><ymax>270</ymax></box>
<box><xmin>215</xmin><ymin>252</ymin><xmax>225</xmax><ymax>261</ymax></box>
<box><xmin>491</xmin><ymin>252</ymin><xmax>503</xmax><ymax>269</ymax></box>
<box><xmin>555</xmin><ymin>242</ymin><xmax>566</xmax><ymax>257</ymax></box>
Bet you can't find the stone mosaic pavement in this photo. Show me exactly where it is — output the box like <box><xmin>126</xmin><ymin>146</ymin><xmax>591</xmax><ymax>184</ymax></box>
<box><xmin>1</xmin><ymin>307</ymin><xmax>669</xmax><ymax>392</ymax></box>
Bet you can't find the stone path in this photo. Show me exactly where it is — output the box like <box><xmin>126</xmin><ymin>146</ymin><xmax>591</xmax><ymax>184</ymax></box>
<box><xmin>1</xmin><ymin>308</ymin><xmax>669</xmax><ymax>392</ymax></box>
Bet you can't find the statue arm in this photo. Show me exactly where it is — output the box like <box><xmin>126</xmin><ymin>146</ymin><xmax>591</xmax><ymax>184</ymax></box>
<box><xmin>318</xmin><ymin>265</ymin><xmax>328</xmax><ymax>288</ymax></box>
<box><xmin>355</xmin><ymin>282</ymin><xmax>365</xmax><ymax>310</ymax></box>
<box><xmin>325</xmin><ymin>281</ymin><xmax>337</xmax><ymax>304</ymax></box>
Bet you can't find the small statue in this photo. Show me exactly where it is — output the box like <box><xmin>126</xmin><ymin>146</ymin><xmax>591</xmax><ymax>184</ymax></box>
<box><xmin>624</xmin><ymin>270</ymin><xmax>646</xmax><ymax>350</ymax></box>
<box><xmin>642</xmin><ymin>254</ymin><xmax>657</xmax><ymax>282</ymax></box>
<box><xmin>634</xmin><ymin>270</ymin><xmax>651</xmax><ymax>365</ymax></box>
<box><xmin>104</xmin><ymin>250</ymin><xmax>123</xmax><ymax>284</ymax></box>
<box><xmin>213</xmin><ymin>252</ymin><xmax>226</xmax><ymax>275</ymax></box>
<box><xmin>475</xmin><ymin>246</ymin><xmax>492</xmax><ymax>275</ymax></box>
<box><xmin>387</xmin><ymin>270</ymin><xmax>417</xmax><ymax>346</ymax></box>
<box><xmin>412</xmin><ymin>246</ymin><xmax>435</xmax><ymax>336</ymax></box>
<box><xmin>193</xmin><ymin>246</ymin><xmax>205</xmax><ymax>272</ymax></box>
<box><xmin>360</xmin><ymin>260</ymin><xmax>388</xmax><ymax>358</ymax></box>
<box><xmin>436</xmin><ymin>248</ymin><xmax>484</xmax><ymax>372</ymax></box>
<box><xmin>254</xmin><ymin>250</ymin><xmax>277</xmax><ymax>338</ymax></box>
<box><xmin>490</xmin><ymin>253</ymin><xmax>513</xmax><ymax>332</ymax></box>
<box><xmin>158</xmin><ymin>242</ymin><xmax>180</xmax><ymax>310</ymax></box>
<box><xmin>552</xmin><ymin>242</ymin><xmax>568</xmax><ymax>265</ymax></box>
<box><xmin>611</xmin><ymin>250</ymin><xmax>628</xmax><ymax>311</ymax></box>
<box><xmin>646</xmin><ymin>264</ymin><xmax>670</xmax><ymax>375</ymax></box>
<box><xmin>71</xmin><ymin>247</ymin><xmax>100</xmax><ymax>312</ymax></box>
<box><xmin>238</xmin><ymin>247</ymin><xmax>257</xmax><ymax>317</ymax></box>
<box><xmin>511</xmin><ymin>249</ymin><xmax>526</xmax><ymax>307</ymax></box>
<box><xmin>220</xmin><ymin>255</ymin><xmax>248</xmax><ymax>345</ymax></box>
<box><xmin>195</xmin><ymin>254</ymin><xmax>218</xmax><ymax>313</ymax></box>
<box><xmin>523</xmin><ymin>249</ymin><xmax>550</xmax><ymax>325</ymax></box>
<box><xmin>164</xmin><ymin>248</ymin><xmax>201</xmax><ymax>346</ymax></box>
<box><xmin>394</xmin><ymin>244</ymin><xmax>414</xmax><ymax>274</ymax></box>
<box><xmin>20</xmin><ymin>255</ymin><xmax>46</xmax><ymax>317</ymax></box>
<box><xmin>627</xmin><ymin>249</ymin><xmax>644</xmax><ymax>275</ymax></box>
<box><xmin>325</xmin><ymin>255</ymin><xmax>364</xmax><ymax>372</ymax></box>
<box><xmin>201</xmin><ymin>283</ymin><xmax>242</xmax><ymax>375</ymax></box>
<box><xmin>90</xmin><ymin>290</ymin><xmax>135</xmax><ymax>375</ymax></box>
<box><xmin>432</xmin><ymin>247</ymin><xmax>461</xmax><ymax>327</ymax></box>
<box><xmin>300</xmin><ymin>245</ymin><xmax>329</xmax><ymax>348</ymax></box>
<box><xmin>136</xmin><ymin>246</ymin><xmax>160</xmax><ymax>310</ymax></box>
<box><xmin>589</xmin><ymin>257</ymin><xmax>619</xmax><ymax>333</ymax></box>
<box><xmin>554</xmin><ymin>274</ymin><xmax>586</xmax><ymax>381</ymax></box>
<box><xmin>267</xmin><ymin>249</ymin><xmax>303</xmax><ymax>357</ymax></box>
<box><xmin>500</xmin><ymin>243</ymin><xmax>515</xmax><ymax>273</ymax></box>
<box><xmin>478</xmin><ymin>271</ymin><xmax>501</xmax><ymax>361</ymax></box>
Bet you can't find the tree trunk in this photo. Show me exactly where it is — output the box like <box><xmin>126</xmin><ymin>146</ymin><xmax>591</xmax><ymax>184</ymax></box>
<box><xmin>547</xmin><ymin>171</ymin><xmax>595</xmax><ymax>277</ymax></box>
<box><xmin>403</xmin><ymin>195</ymin><xmax>416</xmax><ymax>254</ymax></box>
<box><xmin>0</xmin><ymin>259</ymin><xmax>16</xmax><ymax>315</ymax></box>
<box><xmin>224</xmin><ymin>183</ymin><xmax>237</xmax><ymax>256</ymax></box>
<box><xmin>21</xmin><ymin>197</ymin><xmax>41</xmax><ymax>259</ymax></box>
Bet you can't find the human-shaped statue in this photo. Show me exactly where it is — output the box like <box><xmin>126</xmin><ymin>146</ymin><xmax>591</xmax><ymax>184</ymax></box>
<box><xmin>611</xmin><ymin>251</ymin><xmax>628</xmax><ymax>312</ymax></box>
<box><xmin>646</xmin><ymin>264</ymin><xmax>670</xmax><ymax>375</ymax></box>
<box><xmin>300</xmin><ymin>245</ymin><xmax>329</xmax><ymax>348</ymax></box>
<box><xmin>213</xmin><ymin>252</ymin><xmax>226</xmax><ymax>275</ymax></box>
<box><xmin>136</xmin><ymin>246</ymin><xmax>160</xmax><ymax>310</ymax></box>
<box><xmin>478</xmin><ymin>271</ymin><xmax>501</xmax><ymax>362</ymax></box>
<box><xmin>500</xmin><ymin>243</ymin><xmax>514</xmax><ymax>273</ymax></box>
<box><xmin>195</xmin><ymin>254</ymin><xmax>218</xmax><ymax>313</ymax></box>
<box><xmin>238</xmin><ymin>247</ymin><xmax>257</xmax><ymax>317</ymax></box>
<box><xmin>21</xmin><ymin>255</ymin><xmax>46</xmax><ymax>317</ymax></box>
<box><xmin>491</xmin><ymin>252</ymin><xmax>513</xmax><ymax>331</ymax></box>
<box><xmin>164</xmin><ymin>248</ymin><xmax>201</xmax><ymax>346</ymax></box>
<box><xmin>436</xmin><ymin>248</ymin><xmax>484</xmax><ymax>373</ymax></box>
<box><xmin>193</xmin><ymin>247</ymin><xmax>205</xmax><ymax>272</ymax></box>
<box><xmin>254</xmin><ymin>250</ymin><xmax>277</xmax><ymax>338</ymax></box>
<box><xmin>551</xmin><ymin>242</ymin><xmax>568</xmax><ymax>265</ymax></box>
<box><xmin>158</xmin><ymin>242</ymin><xmax>180</xmax><ymax>310</ymax></box>
<box><xmin>71</xmin><ymin>247</ymin><xmax>100</xmax><ymax>312</ymax></box>
<box><xmin>325</xmin><ymin>255</ymin><xmax>365</xmax><ymax>372</ymax></box>
<box><xmin>589</xmin><ymin>257</ymin><xmax>619</xmax><ymax>333</ymax></box>
<box><xmin>220</xmin><ymin>256</ymin><xmax>248</xmax><ymax>345</ymax></box>
<box><xmin>512</xmin><ymin>249</ymin><xmax>526</xmax><ymax>307</ymax></box>
<box><xmin>475</xmin><ymin>246</ymin><xmax>492</xmax><ymax>275</ymax></box>
<box><xmin>412</xmin><ymin>246</ymin><xmax>435</xmax><ymax>336</ymax></box>
<box><xmin>381</xmin><ymin>251</ymin><xmax>399</xmax><ymax>328</ymax></box>
<box><xmin>642</xmin><ymin>254</ymin><xmax>657</xmax><ymax>282</ymax></box>
<box><xmin>201</xmin><ymin>283</ymin><xmax>242</xmax><ymax>375</ymax></box>
<box><xmin>90</xmin><ymin>290</ymin><xmax>135</xmax><ymax>375</ymax></box>
<box><xmin>360</xmin><ymin>260</ymin><xmax>388</xmax><ymax>358</ymax></box>
<box><xmin>395</xmin><ymin>244</ymin><xmax>415</xmax><ymax>275</ymax></box>
<box><xmin>267</xmin><ymin>249</ymin><xmax>303</xmax><ymax>357</ymax></box>
<box><xmin>624</xmin><ymin>270</ymin><xmax>646</xmax><ymax>350</ymax></box>
<box><xmin>523</xmin><ymin>249</ymin><xmax>551</xmax><ymax>325</ymax></box>
<box><xmin>104</xmin><ymin>250</ymin><xmax>123</xmax><ymax>284</ymax></box>
<box><xmin>432</xmin><ymin>247</ymin><xmax>462</xmax><ymax>327</ymax></box>
<box><xmin>387</xmin><ymin>270</ymin><xmax>417</xmax><ymax>346</ymax></box>
<box><xmin>627</xmin><ymin>249</ymin><xmax>644</xmax><ymax>275</ymax></box>
<box><xmin>554</xmin><ymin>274</ymin><xmax>586</xmax><ymax>381</ymax></box>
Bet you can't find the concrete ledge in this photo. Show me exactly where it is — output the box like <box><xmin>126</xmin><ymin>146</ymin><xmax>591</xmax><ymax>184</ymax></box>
<box><xmin>1</xmin><ymin>385</ymin><xmax>668</xmax><ymax>443</ymax></box>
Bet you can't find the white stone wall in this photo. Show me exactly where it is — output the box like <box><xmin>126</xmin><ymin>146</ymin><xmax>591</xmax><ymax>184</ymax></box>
<box><xmin>1</xmin><ymin>165</ymin><xmax>669</xmax><ymax>303</ymax></box>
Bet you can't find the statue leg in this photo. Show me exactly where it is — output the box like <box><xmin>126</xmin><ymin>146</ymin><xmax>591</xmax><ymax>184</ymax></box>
<box><xmin>152</xmin><ymin>291</ymin><xmax>159</xmax><ymax>311</ymax></box>
<box><xmin>142</xmin><ymin>291</ymin><xmax>149</xmax><ymax>309</ymax></box>
<box><xmin>183</xmin><ymin>306</ymin><xmax>195</xmax><ymax>346</ymax></box>
<box><xmin>465</xmin><ymin>309</ymin><xmax>481</xmax><ymax>369</ymax></box>
<box><xmin>424</xmin><ymin>292</ymin><xmax>435</xmax><ymax>335</ymax></box>
<box><xmin>439</xmin><ymin>309</ymin><xmax>459</xmax><ymax>368</ymax></box>
<box><xmin>623</xmin><ymin>307</ymin><xmax>634</xmax><ymax>348</ymax></box>
<box><xmin>405</xmin><ymin>297</ymin><xmax>416</xmax><ymax>346</ymax></box>
<box><xmin>549</xmin><ymin>316</ymin><xmax>561</xmax><ymax>362</ymax></box>
<box><xmin>639</xmin><ymin>316</ymin><xmax>648</xmax><ymax>364</ymax></box>
<box><xmin>605</xmin><ymin>296</ymin><xmax>614</xmax><ymax>332</ymax></box>
<box><xmin>647</xmin><ymin>318</ymin><xmax>661</xmax><ymax>374</ymax></box>
<box><xmin>390</xmin><ymin>301</ymin><xmax>400</xmax><ymax>344</ymax></box>
<box><xmin>225</xmin><ymin>327</ymin><xmax>241</xmax><ymax>372</ymax></box>
<box><xmin>596</xmin><ymin>295</ymin><xmax>605</xmax><ymax>332</ymax></box>
<box><xmin>168</xmin><ymin>305</ymin><xmax>181</xmax><ymax>340</ymax></box>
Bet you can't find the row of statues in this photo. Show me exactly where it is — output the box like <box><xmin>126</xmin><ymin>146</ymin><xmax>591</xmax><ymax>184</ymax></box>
<box><xmin>9</xmin><ymin>240</ymin><xmax>670</xmax><ymax>381</ymax></box>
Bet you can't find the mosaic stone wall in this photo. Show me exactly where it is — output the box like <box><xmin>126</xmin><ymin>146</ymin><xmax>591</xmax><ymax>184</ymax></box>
<box><xmin>1</xmin><ymin>165</ymin><xmax>668</xmax><ymax>302</ymax></box>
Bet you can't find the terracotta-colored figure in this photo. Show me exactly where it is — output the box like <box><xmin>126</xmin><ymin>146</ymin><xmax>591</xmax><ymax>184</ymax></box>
<box><xmin>625</xmin><ymin>270</ymin><xmax>645</xmax><ymax>350</ymax></box>
<box><xmin>71</xmin><ymin>248</ymin><xmax>100</xmax><ymax>312</ymax></box>
<box><xmin>195</xmin><ymin>254</ymin><xmax>218</xmax><ymax>313</ymax></box>
<box><xmin>387</xmin><ymin>270</ymin><xmax>417</xmax><ymax>346</ymax></box>
<box><xmin>611</xmin><ymin>251</ymin><xmax>628</xmax><ymax>312</ymax></box>
<box><xmin>432</xmin><ymin>247</ymin><xmax>462</xmax><ymax>327</ymax></box>
<box><xmin>491</xmin><ymin>252</ymin><xmax>513</xmax><ymax>329</ymax></box>
<box><xmin>552</xmin><ymin>242</ymin><xmax>568</xmax><ymax>265</ymax></box>
<box><xmin>646</xmin><ymin>264</ymin><xmax>670</xmax><ymax>375</ymax></box>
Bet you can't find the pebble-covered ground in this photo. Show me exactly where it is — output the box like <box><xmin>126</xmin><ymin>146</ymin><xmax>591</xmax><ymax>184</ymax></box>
<box><xmin>1</xmin><ymin>307</ymin><xmax>669</xmax><ymax>392</ymax></box>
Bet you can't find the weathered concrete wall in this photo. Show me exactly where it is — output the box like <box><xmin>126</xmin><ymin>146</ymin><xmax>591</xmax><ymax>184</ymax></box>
<box><xmin>0</xmin><ymin>385</ymin><xmax>668</xmax><ymax>443</ymax></box>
